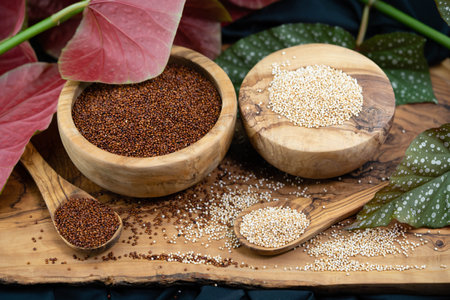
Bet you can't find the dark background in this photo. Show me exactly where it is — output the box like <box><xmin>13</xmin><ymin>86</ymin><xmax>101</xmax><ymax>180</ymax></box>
<box><xmin>222</xmin><ymin>0</ymin><xmax>450</xmax><ymax>65</ymax></box>
<box><xmin>1</xmin><ymin>0</ymin><xmax>449</xmax><ymax>299</ymax></box>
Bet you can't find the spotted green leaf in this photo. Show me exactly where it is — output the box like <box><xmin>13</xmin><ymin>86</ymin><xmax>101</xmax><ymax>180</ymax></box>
<box><xmin>350</xmin><ymin>123</ymin><xmax>450</xmax><ymax>230</ymax></box>
<box><xmin>435</xmin><ymin>0</ymin><xmax>450</xmax><ymax>25</ymax></box>
<box><xmin>215</xmin><ymin>23</ymin><xmax>355</xmax><ymax>95</ymax></box>
<box><xmin>360</xmin><ymin>32</ymin><xmax>437</xmax><ymax>105</ymax></box>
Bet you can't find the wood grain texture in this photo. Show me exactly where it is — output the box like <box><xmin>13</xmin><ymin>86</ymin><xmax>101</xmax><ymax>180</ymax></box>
<box><xmin>19</xmin><ymin>143</ymin><xmax>123</xmax><ymax>254</ymax></box>
<box><xmin>239</xmin><ymin>44</ymin><xmax>395</xmax><ymax>179</ymax></box>
<box><xmin>20</xmin><ymin>143</ymin><xmax>71</xmax><ymax>219</ymax></box>
<box><xmin>57</xmin><ymin>46</ymin><xmax>237</xmax><ymax>198</ymax></box>
<box><xmin>234</xmin><ymin>182</ymin><xmax>388</xmax><ymax>255</ymax></box>
<box><xmin>0</xmin><ymin>59</ymin><xmax>448</xmax><ymax>293</ymax></box>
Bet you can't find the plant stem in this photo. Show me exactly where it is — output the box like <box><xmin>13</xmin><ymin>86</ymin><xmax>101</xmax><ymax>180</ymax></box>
<box><xmin>0</xmin><ymin>0</ymin><xmax>90</xmax><ymax>55</ymax></box>
<box><xmin>358</xmin><ymin>0</ymin><xmax>450</xmax><ymax>49</ymax></box>
<box><xmin>356</xmin><ymin>0</ymin><xmax>374</xmax><ymax>48</ymax></box>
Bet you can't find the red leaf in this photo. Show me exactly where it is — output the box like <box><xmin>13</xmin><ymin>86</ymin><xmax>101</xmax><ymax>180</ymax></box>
<box><xmin>0</xmin><ymin>63</ymin><xmax>66</xmax><ymax>192</ymax></box>
<box><xmin>27</xmin><ymin>0</ymin><xmax>78</xmax><ymax>21</ymax></box>
<box><xmin>58</xmin><ymin>0</ymin><xmax>185</xmax><ymax>84</ymax></box>
<box><xmin>221</xmin><ymin>1</ymin><xmax>253</xmax><ymax>22</ymax></box>
<box><xmin>27</xmin><ymin>0</ymin><xmax>81</xmax><ymax>58</ymax></box>
<box><xmin>174</xmin><ymin>16</ymin><xmax>221</xmax><ymax>59</ymax></box>
<box><xmin>227</xmin><ymin>0</ymin><xmax>280</xmax><ymax>9</ymax></box>
<box><xmin>0</xmin><ymin>0</ymin><xmax>25</xmax><ymax>39</ymax></box>
<box><xmin>183</xmin><ymin>0</ymin><xmax>231</xmax><ymax>22</ymax></box>
<box><xmin>0</xmin><ymin>0</ymin><xmax>36</xmax><ymax>75</ymax></box>
<box><xmin>0</xmin><ymin>42</ymin><xmax>37</xmax><ymax>76</ymax></box>
<box><xmin>38</xmin><ymin>17</ymin><xmax>82</xmax><ymax>58</ymax></box>
<box><xmin>174</xmin><ymin>0</ymin><xmax>230</xmax><ymax>59</ymax></box>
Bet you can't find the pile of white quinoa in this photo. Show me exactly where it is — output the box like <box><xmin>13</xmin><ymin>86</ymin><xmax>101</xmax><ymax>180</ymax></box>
<box><xmin>268</xmin><ymin>63</ymin><xmax>363</xmax><ymax>128</ymax></box>
<box><xmin>240</xmin><ymin>206</ymin><xmax>310</xmax><ymax>248</ymax></box>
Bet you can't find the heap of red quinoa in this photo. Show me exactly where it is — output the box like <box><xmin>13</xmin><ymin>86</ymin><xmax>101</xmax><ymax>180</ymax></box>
<box><xmin>54</xmin><ymin>197</ymin><xmax>119</xmax><ymax>248</ymax></box>
<box><xmin>72</xmin><ymin>63</ymin><xmax>222</xmax><ymax>157</ymax></box>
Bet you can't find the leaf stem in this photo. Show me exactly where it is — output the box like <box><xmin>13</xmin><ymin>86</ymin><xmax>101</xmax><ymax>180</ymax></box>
<box><xmin>358</xmin><ymin>0</ymin><xmax>450</xmax><ymax>49</ymax></box>
<box><xmin>356</xmin><ymin>0</ymin><xmax>375</xmax><ymax>48</ymax></box>
<box><xmin>0</xmin><ymin>0</ymin><xmax>90</xmax><ymax>55</ymax></box>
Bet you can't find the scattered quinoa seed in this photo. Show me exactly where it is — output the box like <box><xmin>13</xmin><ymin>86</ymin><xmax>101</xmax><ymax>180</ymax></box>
<box><xmin>303</xmin><ymin>223</ymin><xmax>426</xmax><ymax>272</ymax></box>
<box><xmin>21</xmin><ymin>143</ymin><xmax>434</xmax><ymax>274</ymax></box>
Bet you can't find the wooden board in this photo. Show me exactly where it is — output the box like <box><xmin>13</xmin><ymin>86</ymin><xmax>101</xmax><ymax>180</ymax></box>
<box><xmin>0</xmin><ymin>61</ymin><xmax>449</xmax><ymax>293</ymax></box>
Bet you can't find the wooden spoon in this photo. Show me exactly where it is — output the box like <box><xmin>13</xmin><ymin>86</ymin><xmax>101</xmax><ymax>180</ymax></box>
<box><xmin>234</xmin><ymin>182</ymin><xmax>388</xmax><ymax>256</ymax></box>
<box><xmin>20</xmin><ymin>142</ymin><xmax>123</xmax><ymax>254</ymax></box>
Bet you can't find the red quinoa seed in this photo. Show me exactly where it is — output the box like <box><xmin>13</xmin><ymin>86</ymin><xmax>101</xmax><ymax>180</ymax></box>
<box><xmin>72</xmin><ymin>63</ymin><xmax>221</xmax><ymax>157</ymax></box>
<box><xmin>54</xmin><ymin>197</ymin><xmax>119</xmax><ymax>249</ymax></box>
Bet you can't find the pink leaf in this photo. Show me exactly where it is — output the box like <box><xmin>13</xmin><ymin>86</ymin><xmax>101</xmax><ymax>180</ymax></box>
<box><xmin>0</xmin><ymin>0</ymin><xmax>36</xmax><ymax>75</ymax></box>
<box><xmin>0</xmin><ymin>0</ymin><xmax>25</xmax><ymax>39</ymax></box>
<box><xmin>27</xmin><ymin>0</ymin><xmax>78</xmax><ymax>21</ymax></box>
<box><xmin>227</xmin><ymin>0</ymin><xmax>280</xmax><ymax>9</ymax></box>
<box><xmin>38</xmin><ymin>17</ymin><xmax>82</xmax><ymax>58</ymax></box>
<box><xmin>221</xmin><ymin>1</ymin><xmax>253</xmax><ymax>23</ymax></box>
<box><xmin>59</xmin><ymin>0</ymin><xmax>185</xmax><ymax>84</ymax></box>
<box><xmin>174</xmin><ymin>0</ymin><xmax>230</xmax><ymax>59</ymax></box>
<box><xmin>0</xmin><ymin>63</ymin><xmax>66</xmax><ymax>192</ymax></box>
<box><xmin>27</xmin><ymin>0</ymin><xmax>81</xmax><ymax>58</ymax></box>
<box><xmin>0</xmin><ymin>42</ymin><xmax>37</xmax><ymax>76</ymax></box>
<box><xmin>183</xmin><ymin>0</ymin><xmax>231</xmax><ymax>22</ymax></box>
<box><xmin>174</xmin><ymin>16</ymin><xmax>221</xmax><ymax>59</ymax></box>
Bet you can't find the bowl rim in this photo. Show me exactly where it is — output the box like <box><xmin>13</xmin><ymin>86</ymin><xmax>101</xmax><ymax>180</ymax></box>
<box><xmin>57</xmin><ymin>45</ymin><xmax>237</xmax><ymax>169</ymax></box>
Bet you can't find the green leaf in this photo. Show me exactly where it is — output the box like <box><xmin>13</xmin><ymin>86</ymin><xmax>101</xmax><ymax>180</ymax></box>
<box><xmin>435</xmin><ymin>0</ymin><xmax>450</xmax><ymax>26</ymax></box>
<box><xmin>216</xmin><ymin>24</ymin><xmax>438</xmax><ymax>106</ymax></box>
<box><xmin>215</xmin><ymin>23</ymin><xmax>355</xmax><ymax>95</ymax></box>
<box><xmin>359</xmin><ymin>32</ymin><xmax>437</xmax><ymax>105</ymax></box>
<box><xmin>350</xmin><ymin>123</ymin><xmax>450</xmax><ymax>230</ymax></box>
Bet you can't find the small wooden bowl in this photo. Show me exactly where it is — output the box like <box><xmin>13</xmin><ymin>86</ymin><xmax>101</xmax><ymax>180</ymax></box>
<box><xmin>239</xmin><ymin>44</ymin><xmax>395</xmax><ymax>179</ymax></box>
<box><xmin>57</xmin><ymin>46</ymin><xmax>237</xmax><ymax>198</ymax></box>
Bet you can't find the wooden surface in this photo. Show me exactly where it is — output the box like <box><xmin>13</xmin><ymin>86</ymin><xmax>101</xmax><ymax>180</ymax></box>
<box><xmin>234</xmin><ymin>182</ymin><xmax>388</xmax><ymax>256</ymax></box>
<box><xmin>20</xmin><ymin>143</ymin><xmax>123</xmax><ymax>253</ymax></box>
<box><xmin>57</xmin><ymin>46</ymin><xmax>237</xmax><ymax>198</ymax></box>
<box><xmin>239</xmin><ymin>44</ymin><xmax>395</xmax><ymax>179</ymax></box>
<box><xmin>0</xmin><ymin>59</ymin><xmax>448</xmax><ymax>293</ymax></box>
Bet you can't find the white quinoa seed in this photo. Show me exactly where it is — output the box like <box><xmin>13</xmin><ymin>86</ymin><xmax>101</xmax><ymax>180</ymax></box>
<box><xmin>268</xmin><ymin>64</ymin><xmax>363</xmax><ymax>128</ymax></box>
<box><xmin>302</xmin><ymin>223</ymin><xmax>426</xmax><ymax>272</ymax></box>
<box><xmin>117</xmin><ymin>156</ymin><xmax>430</xmax><ymax>273</ymax></box>
<box><xmin>170</xmin><ymin>166</ymin><xmax>310</xmax><ymax>251</ymax></box>
<box><xmin>240</xmin><ymin>206</ymin><xmax>310</xmax><ymax>248</ymax></box>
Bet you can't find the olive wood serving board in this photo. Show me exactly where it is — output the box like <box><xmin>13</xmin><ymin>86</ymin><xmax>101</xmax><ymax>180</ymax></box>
<box><xmin>0</xmin><ymin>61</ymin><xmax>449</xmax><ymax>294</ymax></box>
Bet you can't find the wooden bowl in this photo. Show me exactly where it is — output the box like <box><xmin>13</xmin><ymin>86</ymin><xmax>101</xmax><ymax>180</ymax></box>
<box><xmin>239</xmin><ymin>44</ymin><xmax>395</xmax><ymax>179</ymax></box>
<box><xmin>57</xmin><ymin>46</ymin><xmax>237</xmax><ymax>198</ymax></box>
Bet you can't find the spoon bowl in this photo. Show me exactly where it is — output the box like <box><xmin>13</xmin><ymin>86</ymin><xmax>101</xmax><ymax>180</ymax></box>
<box><xmin>20</xmin><ymin>142</ymin><xmax>123</xmax><ymax>254</ymax></box>
<box><xmin>234</xmin><ymin>183</ymin><xmax>388</xmax><ymax>256</ymax></box>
